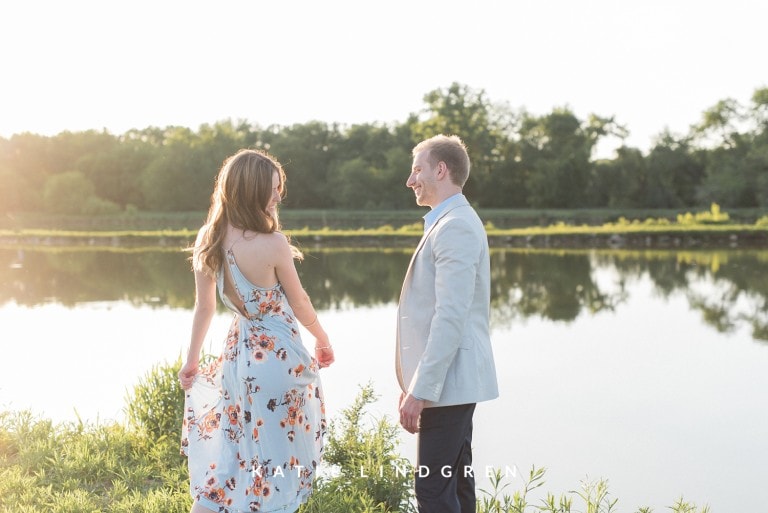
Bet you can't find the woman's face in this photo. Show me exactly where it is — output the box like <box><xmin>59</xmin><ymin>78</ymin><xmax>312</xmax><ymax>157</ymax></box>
<box><xmin>267</xmin><ymin>170</ymin><xmax>281</xmax><ymax>215</ymax></box>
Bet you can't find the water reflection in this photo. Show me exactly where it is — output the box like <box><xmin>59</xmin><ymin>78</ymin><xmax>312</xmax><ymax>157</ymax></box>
<box><xmin>489</xmin><ymin>250</ymin><xmax>628</xmax><ymax>324</ymax></box>
<box><xmin>1</xmin><ymin>248</ymin><xmax>195</xmax><ymax>308</ymax></box>
<box><xmin>2</xmin><ymin>246</ymin><xmax>767</xmax><ymax>342</ymax></box>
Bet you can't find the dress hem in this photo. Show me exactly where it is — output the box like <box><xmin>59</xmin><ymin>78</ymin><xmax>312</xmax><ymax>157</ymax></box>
<box><xmin>194</xmin><ymin>488</ymin><xmax>311</xmax><ymax>513</ymax></box>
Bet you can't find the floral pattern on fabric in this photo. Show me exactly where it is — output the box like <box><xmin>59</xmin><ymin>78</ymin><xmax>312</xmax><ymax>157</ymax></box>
<box><xmin>181</xmin><ymin>250</ymin><xmax>326</xmax><ymax>513</ymax></box>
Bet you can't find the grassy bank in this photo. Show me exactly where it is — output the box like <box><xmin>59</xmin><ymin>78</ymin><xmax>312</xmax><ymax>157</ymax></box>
<box><xmin>0</xmin><ymin>361</ymin><xmax>710</xmax><ymax>513</ymax></box>
<box><xmin>2</xmin><ymin>206</ymin><xmax>766</xmax><ymax>231</ymax></box>
<box><xmin>2</xmin><ymin>218</ymin><xmax>767</xmax><ymax>250</ymax></box>
<box><xmin>1</xmin><ymin>205</ymin><xmax>767</xmax><ymax>249</ymax></box>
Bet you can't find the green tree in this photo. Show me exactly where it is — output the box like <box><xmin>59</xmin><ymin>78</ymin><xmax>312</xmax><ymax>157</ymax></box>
<box><xmin>327</xmin><ymin>157</ymin><xmax>382</xmax><ymax>208</ymax></box>
<box><xmin>0</xmin><ymin>137</ymin><xmax>21</xmax><ymax>214</ymax></box>
<box><xmin>475</xmin><ymin>105</ymin><xmax>527</xmax><ymax>208</ymax></box>
<box><xmin>693</xmin><ymin>98</ymin><xmax>744</xmax><ymax>149</ymax></box>
<box><xmin>411</xmin><ymin>83</ymin><xmax>503</xmax><ymax>203</ymax></box>
<box><xmin>692</xmin><ymin>97</ymin><xmax>757</xmax><ymax>207</ymax></box>
<box><xmin>0</xmin><ymin>132</ymin><xmax>58</xmax><ymax>212</ymax></box>
<box><xmin>752</xmin><ymin>138</ymin><xmax>768</xmax><ymax>207</ymax></box>
<box><xmin>753</xmin><ymin>87</ymin><xmax>768</xmax><ymax>127</ymax></box>
<box><xmin>695</xmin><ymin>139</ymin><xmax>756</xmax><ymax>208</ymax></box>
<box><xmin>139</xmin><ymin>126</ymin><xmax>220</xmax><ymax>211</ymax></box>
<box><xmin>43</xmin><ymin>170</ymin><xmax>97</xmax><ymax>214</ymax></box>
<box><xmin>195</xmin><ymin>119</ymin><xmax>260</xmax><ymax>164</ymax></box>
<box><xmin>519</xmin><ymin>108</ymin><xmax>594</xmax><ymax>208</ymax></box>
<box><xmin>74</xmin><ymin>137</ymin><xmax>155</xmax><ymax>209</ymax></box>
<box><xmin>748</xmin><ymin>87</ymin><xmax>768</xmax><ymax>207</ymax></box>
<box><xmin>645</xmin><ymin>133</ymin><xmax>704</xmax><ymax>207</ymax></box>
<box><xmin>264</xmin><ymin>121</ymin><xmax>340</xmax><ymax>209</ymax></box>
<box><xmin>594</xmin><ymin>146</ymin><xmax>646</xmax><ymax>208</ymax></box>
<box><xmin>328</xmin><ymin>123</ymin><xmax>414</xmax><ymax>209</ymax></box>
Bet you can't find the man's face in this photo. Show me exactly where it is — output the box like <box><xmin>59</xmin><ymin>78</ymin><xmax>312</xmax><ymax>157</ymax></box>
<box><xmin>407</xmin><ymin>150</ymin><xmax>439</xmax><ymax>208</ymax></box>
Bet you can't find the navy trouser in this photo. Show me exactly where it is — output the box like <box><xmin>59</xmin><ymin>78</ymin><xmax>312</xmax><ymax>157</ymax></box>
<box><xmin>415</xmin><ymin>403</ymin><xmax>477</xmax><ymax>513</ymax></box>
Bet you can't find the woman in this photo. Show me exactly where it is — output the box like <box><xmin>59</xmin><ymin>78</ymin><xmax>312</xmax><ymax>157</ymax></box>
<box><xmin>179</xmin><ymin>148</ymin><xmax>334</xmax><ymax>513</ymax></box>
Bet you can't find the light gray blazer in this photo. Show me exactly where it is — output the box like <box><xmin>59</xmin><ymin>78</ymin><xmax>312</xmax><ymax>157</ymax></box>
<box><xmin>396</xmin><ymin>194</ymin><xmax>499</xmax><ymax>408</ymax></box>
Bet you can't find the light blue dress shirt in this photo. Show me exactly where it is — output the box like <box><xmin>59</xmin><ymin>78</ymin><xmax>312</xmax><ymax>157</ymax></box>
<box><xmin>423</xmin><ymin>193</ymin><xmax>464</xmax><ymax>232</ymax></box>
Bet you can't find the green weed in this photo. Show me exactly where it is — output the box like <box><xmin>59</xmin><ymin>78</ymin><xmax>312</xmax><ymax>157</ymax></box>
<box><xmin>476</xmin><ymin>466</ymin><xmax>709</xmax><ymax>513</ymax></box>
<box><xmin>0</xmin><ymin>362</ymin><xmax>714</xmax><ymax>512</ymax></box>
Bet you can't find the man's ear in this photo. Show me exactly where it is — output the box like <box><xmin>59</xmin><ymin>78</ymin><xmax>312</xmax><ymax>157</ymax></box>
<box><xmin>436</xmin><ymin>161</ymin><xmax>448</xmax><ymax>180</ymax></box>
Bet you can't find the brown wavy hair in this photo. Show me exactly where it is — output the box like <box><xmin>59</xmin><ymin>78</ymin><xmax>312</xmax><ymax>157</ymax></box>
<box><xmin>191</xmin><ymin>148</ymin><xmax>300</xmax><ymax>275</ymax></box>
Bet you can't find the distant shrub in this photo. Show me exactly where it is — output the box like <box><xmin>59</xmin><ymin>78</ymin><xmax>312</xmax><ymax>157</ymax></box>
<box><xmin>677</xmin><ymin>203</ymin><xmax>730</xmax><ymax>225</ymax></box>
<box><xmin>82</xmin><ymin>196</ymin><xmax>122</xmax><ymax>215</ymax></box>
<box><xmin>643</xmin><ymin>217</ymin><xmax>671</xmax><ymax>225</ymax></box>
<box><xmin>398</xmin><ymin>222</ymin><xmax>424</xmax><ymax>233</ymax></box>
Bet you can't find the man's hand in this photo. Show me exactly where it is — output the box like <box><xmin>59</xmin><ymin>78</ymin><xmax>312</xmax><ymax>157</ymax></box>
<box><xmin>399</xmin><ymin>392</ymin><xmax>425</xmax><ymax>434</ymax></box>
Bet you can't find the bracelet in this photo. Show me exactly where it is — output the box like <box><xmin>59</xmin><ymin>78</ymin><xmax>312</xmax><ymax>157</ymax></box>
<box><xmin>315</xmin><ymin>345</ymin><xmax>332</xmax><ymax>350</ymax></box>
<box><xmin>302</xmin><ymin>315</ymin><xmax>318</xmax><ymax>328</ymax></box>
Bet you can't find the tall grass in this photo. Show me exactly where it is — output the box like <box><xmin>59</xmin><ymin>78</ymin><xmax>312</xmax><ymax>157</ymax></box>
<box><xmin>0</xmin><ymin>410</ymin><xmax>190</xmax><ymax>512</ymax></box>
<box><xmin>477</xmin><ymin>467</ymin><xmax>710</xmax><ymax>513</ymax></box>
<box><xmin>0</xmin><ymin>360</ymin><xmax>711</xmax><ymax>512</ymax></box>
<box><xmin>299</xmin><ymin>383</ymin><xmax>414</xmax><ymax>513</ymax></box>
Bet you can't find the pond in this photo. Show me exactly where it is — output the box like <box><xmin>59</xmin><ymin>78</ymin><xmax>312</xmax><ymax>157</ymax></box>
<box><xmin>1</xmin><ymin>245</ymin><xmax>767</xmax><ymax>511</ymax></box>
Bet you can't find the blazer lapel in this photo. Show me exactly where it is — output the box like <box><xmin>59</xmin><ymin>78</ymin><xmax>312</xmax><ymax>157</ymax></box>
<box><xmin>400</xmin><ymin>195</ymin><xmax>470</xmax><ymax>290</ymax></box>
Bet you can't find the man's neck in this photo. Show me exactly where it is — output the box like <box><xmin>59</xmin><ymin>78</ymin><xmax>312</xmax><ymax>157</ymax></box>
<box><xmin>430</xmin><ymin>187</ymin><xmax>462</xmax><ymax>209</ymax></box>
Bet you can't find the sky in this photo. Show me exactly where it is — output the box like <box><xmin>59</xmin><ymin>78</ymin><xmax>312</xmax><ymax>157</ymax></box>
<box><xmin>1</xmin><ymin>0</ymin><xmax>766</xmax><ymax>155</ymax></box>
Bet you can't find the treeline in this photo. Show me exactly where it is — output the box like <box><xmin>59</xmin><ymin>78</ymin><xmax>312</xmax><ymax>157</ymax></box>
<box><xmin>2</xmin><ymin>82</ymin><xmax>767</xmax><ymax>215</ymax></box>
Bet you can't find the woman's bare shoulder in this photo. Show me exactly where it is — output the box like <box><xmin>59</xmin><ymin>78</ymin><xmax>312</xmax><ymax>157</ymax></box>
<box><xmin>234</xmin><ymin>231</ymin><xmax>290</xmax><ymax>257</ymax></box>
<box><xmin>248</xmin><ymin>230</ymin><xmax>288</xmax><ymax>246</ymax></box>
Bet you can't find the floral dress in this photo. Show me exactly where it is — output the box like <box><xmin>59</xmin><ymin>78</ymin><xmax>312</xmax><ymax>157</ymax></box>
<box><xmin>181</xmin><ymin>249</ymin><xmax>326</xmax><ymax>513</ymax></box>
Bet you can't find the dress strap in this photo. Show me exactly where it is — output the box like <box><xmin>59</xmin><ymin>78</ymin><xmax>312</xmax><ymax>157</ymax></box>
<box><xmin>228</xmin><ymin>233</ymin><xmax>246</xmax><ymax>252</ymax></box>
<box><xmin>220</xmin><ymin>235</ymin><xmax>253</xmax><ymax>318</ymax></box>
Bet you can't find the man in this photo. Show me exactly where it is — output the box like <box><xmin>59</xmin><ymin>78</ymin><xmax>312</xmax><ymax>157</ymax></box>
<box><xmin>396</xmin><ymin>134</ymin><xmax>499</xmax><ymax>513</ymax></box>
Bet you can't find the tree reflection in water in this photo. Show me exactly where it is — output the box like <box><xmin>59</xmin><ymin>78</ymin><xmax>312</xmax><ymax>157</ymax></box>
<box><xmin>1</xmin><ymin>247</ymin><xmax>767</xmax><ymax>342</ymax></box>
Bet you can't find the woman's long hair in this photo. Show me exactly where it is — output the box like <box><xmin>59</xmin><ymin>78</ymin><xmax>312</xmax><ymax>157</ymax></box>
<box><xmin>191</xmin><ymin>148</ymin><xmax>300</xmax><ymax>275</ymax></box>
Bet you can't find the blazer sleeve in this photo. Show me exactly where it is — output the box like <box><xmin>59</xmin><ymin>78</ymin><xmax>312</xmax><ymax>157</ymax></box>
<box><xmin>408</xmin><ymin>216</ymin><xmax>482</xmax><ymax>401</ymax></box>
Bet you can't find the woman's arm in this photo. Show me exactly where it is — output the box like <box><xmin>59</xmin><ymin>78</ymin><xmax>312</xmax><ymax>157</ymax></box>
<box><xmin>178</xmin><ymin>266</ymin><xmax>218</xmax><ymax>389</ymax></box>
<box><xmin>274</xmin><ymin>234</ymin><xmax>335</xmax><ymax>368</ymax></box>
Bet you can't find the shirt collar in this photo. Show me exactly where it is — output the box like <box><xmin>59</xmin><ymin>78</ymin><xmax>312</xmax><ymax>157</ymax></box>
<box><xmin>423</xmin><ymin>193</ymin><xmax>464</xmax><ymax>232</ymax></box>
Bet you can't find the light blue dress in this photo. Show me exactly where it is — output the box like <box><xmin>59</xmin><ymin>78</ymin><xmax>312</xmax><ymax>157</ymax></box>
<box><xmin>182</xmin><ymin>248</ymin><xmax>326</xmax><ymax>513</ymax></box>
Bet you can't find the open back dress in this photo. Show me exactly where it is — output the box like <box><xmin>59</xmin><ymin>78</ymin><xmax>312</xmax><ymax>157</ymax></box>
<box><xmin>181</xmin><ymin>246</ymin><xmax>326</xmax><ymax>513</ymax></box>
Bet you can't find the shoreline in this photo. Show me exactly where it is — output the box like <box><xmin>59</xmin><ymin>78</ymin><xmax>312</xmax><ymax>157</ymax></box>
<box><xmin>2</xmin><ymin>225</ymin><xmax>767</xmax><ymax>249</ymax></box>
